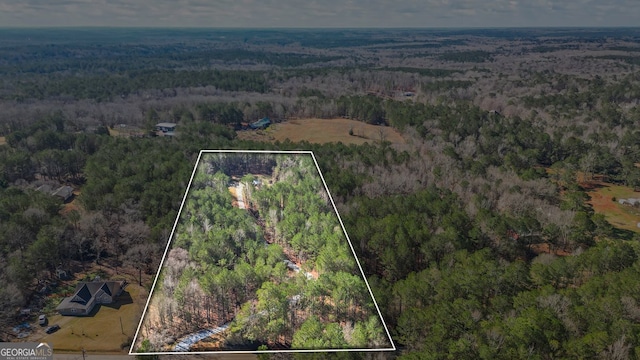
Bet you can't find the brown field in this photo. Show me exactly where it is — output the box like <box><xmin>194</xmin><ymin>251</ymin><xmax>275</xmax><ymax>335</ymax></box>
<box><xmin>236</xmin><ymin>118</ymin><xmax>405</xmax><ymax>146</ymax></box>
<box><xmin>108</xmin><ymin>126</ymin><xmax>145</xmax><ymax>138</ymax></box>
<box><xmin>584</xmin><ymin>181</ymin><xmax>640</xmax><ymax>233</ymax></box>
<box><xmin>0</xmin><ymin>136</ymin><xmax>6</xmax><ymax>145</ymax></box>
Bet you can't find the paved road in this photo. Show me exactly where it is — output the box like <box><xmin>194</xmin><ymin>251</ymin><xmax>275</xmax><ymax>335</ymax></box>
<box><xmin>54</xmin><ymin>355</ymin><xmax>128</xmax><ymax>360</ymax></box>
<box><xmin>54</xmin><ymin>353</ymin><xmax>256</xmax><ymax>359</ymax></box>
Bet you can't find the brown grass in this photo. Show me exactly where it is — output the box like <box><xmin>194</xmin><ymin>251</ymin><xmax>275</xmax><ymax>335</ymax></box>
<box><xmin>236</xmin><ymin>118</ymin><xmax>405</xmax><ymax>146</ymax></box>
<box><xmin>0</xmin><ymin>136</ymin><xmax>6</xmax><ymax>146</ymax></box>
<box><xmin>108</xmin><ymin>126</ymin><xmax>145</xmax><ymax>138</ymax></box>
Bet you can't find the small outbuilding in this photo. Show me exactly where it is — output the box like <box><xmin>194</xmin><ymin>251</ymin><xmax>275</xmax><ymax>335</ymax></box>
<box><xmin>52</xmin><ymin>186</ymin><xmax>73</xmax><ymax>202</ymax></box>
<box><xmin>36</xmin><ymin>184</ymin><xmax>74</xmax><ymax>202</ymax></box>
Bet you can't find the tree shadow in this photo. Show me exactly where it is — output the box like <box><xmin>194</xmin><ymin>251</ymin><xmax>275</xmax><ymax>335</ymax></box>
<box><xmin>610</xmin><ymin>227</ymin><xmax>635</xmax><ymax>241</ymax></box>
<box><xmin>579</xmin><ymin>181</ymin><xmax>608</xmax><ymax>191</ymax></box>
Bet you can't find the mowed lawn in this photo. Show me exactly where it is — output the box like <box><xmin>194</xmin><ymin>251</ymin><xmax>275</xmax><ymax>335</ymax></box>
<box><xmin>37</xmin><ymin>284</ymin><xmax>148</xmax><ymax>354</ymax></box>
<box><xmin>237</xmin><ymin>118</ymin><xmax>405</xmax><ymax>145</ymax></box>
<box><xmin>587</xmin><ymin>183</ymin><xmax>640</xmax><ymax>233</ymax></box>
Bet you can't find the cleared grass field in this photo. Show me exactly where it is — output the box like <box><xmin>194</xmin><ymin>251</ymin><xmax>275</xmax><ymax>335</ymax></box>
<box><xmin>0</xmin><ymin>136</ymin><xmax>6</xmax><ymax>145</ymax></box>
<box><xmin>586</xmin><ymin>182</ymin><xmax>640</xmax><ymax>233</ymax></box>
<box><xmin>237</xmin><ymin>118</ymin><xmax>405</xmax><ymax>145</ymax></box>
<box><xmin>35</xmin><ymin>283</ymin><xmax>148</xmax><ymax>354</ymax></box>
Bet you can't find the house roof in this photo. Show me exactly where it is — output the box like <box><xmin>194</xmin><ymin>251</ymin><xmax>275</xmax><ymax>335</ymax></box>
<box><xmin>156</xmin><ymin>122</ymin><xmax>177</xmax><ymax>128</ymax></box>
<box><xmin>52</xmin><ymin>186</ymin><xmax>73</xmax><ymax>199</ymax></box>
<box><xmin>36</xmin><ymin>184</ymin><xmax>54</xmax><ymax>193</ymax></box>
<box><xmin>36</xmin><ymin>184</ymin><xmax>73</xmax><ymax>200</ymax></box>
<box><xmin>56</xmin><ymin>281</ymin><xmax>124</xmax><ymax>312</ymax></box>
<box><xmin>70</xmin><ymin>284</ymin><xmax>92</xmax><ymax>305</ymax></box>
<box><xmin>99</xmin><ymin>282</ymin><xmax>112</xmax><ymax>296</ymax></box>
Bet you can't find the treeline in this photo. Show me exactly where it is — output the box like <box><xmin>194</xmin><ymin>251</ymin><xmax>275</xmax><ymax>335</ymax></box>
<box><xmin>438</xmin><ymin>50</ymin><xmax>493</xmax><ymax>62</ymax></box>
<box><xmin>189</xmin><ymin>100</ymin><xmax>284</xmax><ymax>126</ymax></box>
<box><xmin>0</xmin><ymin>44</ymin><xmax>344</xmax><ymax>75</ymax></box>
<box><xmin>421</xmin><ymin>80</ymin><xmax>473</xmax><ymax>92</ymax></box>
<box><xmin>6</xmin><ymin>69</ymin><xmax>269</xmax><ymax>102</ymax></box>
<box><xmin>380</xmin><ymin>67</ymin><xmax>461</xmax><ymax>77</ymax></box>
<box><xmin>270</xmin><ymin>66</ymin><xmax>373</xmax><ymax>82</ymax></box>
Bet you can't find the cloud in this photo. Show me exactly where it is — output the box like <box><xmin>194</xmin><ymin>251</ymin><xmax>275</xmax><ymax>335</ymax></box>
<box><xmin>0</xmin><ymin>0</ymin><xmax>637</xmax><ymax>27</ymax></box>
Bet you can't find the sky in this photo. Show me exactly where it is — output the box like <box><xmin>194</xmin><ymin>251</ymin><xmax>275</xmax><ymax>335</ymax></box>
<box><xmin>0</xmin><ymin>0</ymin><xmax>638</xmax><ymax>28</ymax></box>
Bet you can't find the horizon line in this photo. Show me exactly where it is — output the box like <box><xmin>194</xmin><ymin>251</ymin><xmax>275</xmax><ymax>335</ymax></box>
<box><xmin>1</xmin><ymin>25</ymin><xmax>640</xmax><ymax>30</ymax></box>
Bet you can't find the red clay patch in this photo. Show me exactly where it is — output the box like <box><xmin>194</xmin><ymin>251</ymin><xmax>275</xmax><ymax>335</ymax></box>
<box><xmin>529</xmin><ymin>243</ymin><xmax>573</xmax><ymax>257</ymax></box>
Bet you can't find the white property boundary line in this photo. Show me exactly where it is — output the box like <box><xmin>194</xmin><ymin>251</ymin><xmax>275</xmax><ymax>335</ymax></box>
<box><xmin>129</xmin><ymin>149</ymin><xmax>396</xmax><ymax>355</ymax></box>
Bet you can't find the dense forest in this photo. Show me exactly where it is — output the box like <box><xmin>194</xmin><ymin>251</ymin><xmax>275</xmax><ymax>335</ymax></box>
<box><xmin>134</xmin><ymin>152</ymin><xmax>389</xmax><ymax>352</ymax></box>
<box><xmin>1</xmin><ymin>28</ymin><xmax>640</xmax><ymax>359</ymax></box>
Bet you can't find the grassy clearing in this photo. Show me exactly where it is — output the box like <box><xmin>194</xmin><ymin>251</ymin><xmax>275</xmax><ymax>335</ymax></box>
<box><xmin>108</xmin><ymin>126</ymin><xmax>145</xmax><ymax>138</ymax></box>
<box><xmin>586</xmin><ymin>182</ymin><xmax>640</xmax><ymax>233</ymax></box>
<box><xmin>0</xmin><ymin>136</ymin><xmax>6</xmax><ymax>146</ymax></box>
<box><xmin>237</xmin><ymin>118</ymin><xmax>405</xmax><ymax>146</ymax></box>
